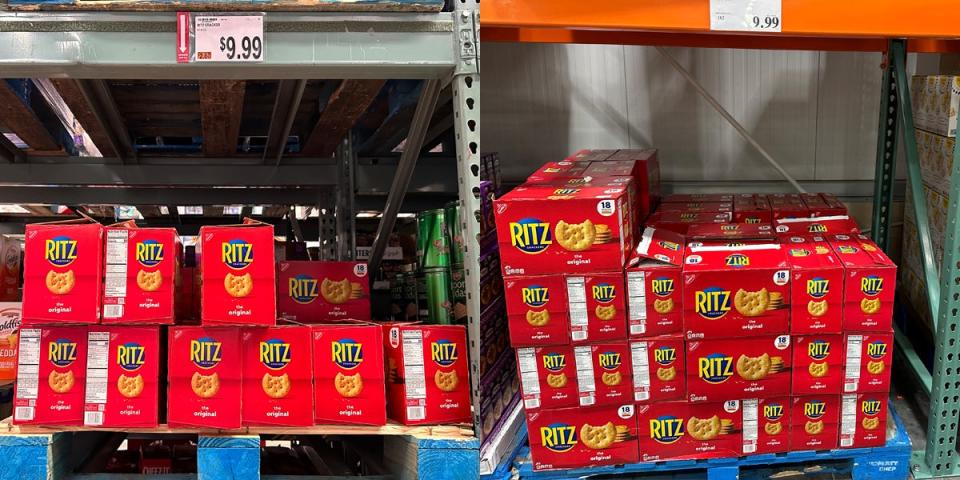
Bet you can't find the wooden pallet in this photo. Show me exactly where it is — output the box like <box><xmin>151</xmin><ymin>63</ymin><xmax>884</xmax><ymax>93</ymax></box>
<box><xmin>4</xmin><ymin>0</ymin><xmax>444</xmax><ymax>12</ymax></box>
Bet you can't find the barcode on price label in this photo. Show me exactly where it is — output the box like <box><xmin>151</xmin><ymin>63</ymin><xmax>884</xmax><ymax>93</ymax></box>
<box><xmin>710</xmin><ymin>0</ymin><xmax>782</xmax><ymax>32</ymax></box>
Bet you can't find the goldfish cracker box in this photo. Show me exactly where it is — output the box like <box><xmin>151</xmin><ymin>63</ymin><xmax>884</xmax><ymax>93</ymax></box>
<box><xmin>242</xmin><ymin>326</ymin><xmax>313</xmax><ymax>426</ymax></box>
<box><xmin>843</xmin><ymin>332</ymin><xmax>893</xmax><ymax>393</ymax></box>
<box><xmin>102</xmin><ymin>223</ymin><xmax>180</xmax><ymax>324</ymax></box>
<box><xmin>526</xmin><ymin>403</ymin><xmax>638</xmax><ymax>471</ymax></box>
<box><xmin>22</xmin><ymin>219</ymin><xmax>104</xmax><ymax>324</ymax></box>
<box><xmin>791</xmin><ymin>395</ymin><xmax>840</xmax><ymax>450</ymax></box>
<box><xmin>636</xmin><ymin>400</ymin><xmax>742</xmax><ymax>461</ymax></box>
<box><xmin>681</xmin><ymin>243</ymin><xmax>791</xmax><ymax>339</ymax></box>
<box><xmin>494</xmin><ymin>183</ymin><xmax>633</xmax><ymax>275</ymax></box>
<box><xmin>783</xmin><ymin>236</ymin><xmax>844</xmax><ymax>334</ymax></box>
<box><xmin>686</xmin><ymin>335</ymin><xmax>792</xmax><ymax>402</ymax></box>
<box><xmin>829</xmin><ymin>235</ymin><xmax>897</xmax><ymax>331</ymax></box>
<box><xmin>624</xmin><ymin>227</ymin><xmax>684</xmax><ymax>338</ymax></box>
<box><xmin>566</xmin><ymin>272</ymin><xmax>626</xmax><ymax>343</ymax></box>
<box><xmin>383</xmin><ymin>323</ymin><xmax>470</xmax><ymax>425</ymax></box>
<box><xmin>504</xmin><ymin>275</ymin><xmax>570</xmax><ymax>346</ymax></box>
<box><xmin>793</xmin><ymin>334</ymin><xmax>844</xmax><ymax>395</ymax></box>
<box><xmin>83</xmin><ymin>326</ymin><xmax>160</xmax><ymax>427</ymax></box>
<box><xmin>167</xmin><ymin>326</ymin><xmax>242</xmax><ymax>429</ymax></box>
<box><xmin>14</xmin><ymin>326</ymin><xmax>87</xmax><ymax>425</ymax></box>
<box><xmin>574</xmin><ymin>342</ymin><xmax>631</xmax><ymax>407</ymax></box>
<box><xmin>313</xmin><ymin>322</ymin><xmax>386</xmax><ymax>425</ymax></box>
<box><xmin>199</xmin><ymin>220</ymin><xmax>276</xmax><ymax>325</ymax></box>
<box><xmin>0</xmin><ymin>303</ymin><xmax>21</xmax><ymax>380</ymax></box>
<box><xmin>0</xmin><ymin>235</ymin><xmax>21</xmax><ymax>301</ymax></box>
<box><xmin>516</xmin><ymin>345</ymin><xmax>579</xmax><ymax>410</ymax></box>
<box><xmin>629</xmin><ymin>335</ymin><xmax>684</xmax><ymax>403</ymax></box>
<box><xmin>840</xmin><ymin>392</ymin><xmax>887</xmax><ymax>448</ymax></box>
<box><xmin>742</xmin><ymin>397</ymin><xmax>790</xmax><ymax>454</ymax></box>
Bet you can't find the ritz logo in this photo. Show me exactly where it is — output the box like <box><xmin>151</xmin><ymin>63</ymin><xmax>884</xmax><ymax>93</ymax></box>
<box><xmin>654</xmin><ymin>346</ymin><xmax>676</xmax><ymax>366</ymax></box>
<box><xmin>699</xmin><ymin>353</ymin><xmax>733</xmax><ymax>384</ymax></box>
<box><xmin>222</xmin><ymin>239</ymin><xmax>253</xmax><ymax>269</ymax></box>
<box><xmin>522</xmin><ymin>285</ymin><xmax>549</xmax><ymax>308</ymax></box>
<box><xmin>650</xmin><ymin>415</ymin><xmax>684</xmax><ymax>444</ymax></box>
<box><xmin>866</xmin><ymin>341</ymin><xmax>888</xmax><ymax>360</ymax></box>
<box><xmin>807</xmin><ymin>277</ymin><xmax>829</xmax><ymax>298</ymax></box>
<box><xmin>45</xmin><ymin>236</ymin><xmax>78</xmax><ymax>267</ymax></box>
<box><xmin>745</xmin><ymin>217</ymin><xmax>761</xmax><ymax>224</ymax></box>
<box><xmin>651</xmin><ymin>277</ymin><xmax>674</xmax><ymax>297</ymax></box>
<box><xmin>658</xmin><ymin>240</ymin><xmax>680</xmax><ymax>251</ymax></box>
<box><xmin>862</xmin><ymin>400</ymin><xmax>882</xmax><ymax>416</ymax></box>
<box><xmin>680</xmin><ymin>212</ymin><xmax>697</xmax><ymax>221</ymax></box>
<box><xmin>805</xmin><ymin>400</ymin><xmax>826</xmax><ymax>419</ymax></box>
<box><xmin>598</xmin><ymin>351</ymin><xmax>621</xmax><ymax>371</ymax></box>
<box><xmin>808</xmin><ymin>340</ymin><xmax>830</xmax><ymax>360</ymax></box>
<box><xmin>807</xmin><ymin>223</ymin><xmax>828</xmax><ymax>233</ymax></box>
<box><xmin>861</xmin><ymin>275</ymin><xmax>883</xmax><ymax>296</ymax></box>
<box><xmin>49</xmin><ymin>338</ymin><xmax>77</xmax><ymax>367</ymax></box>
<box><xmin>260</xmin><ymin>338</ymin><xmax>292</xmax><ymax>370</ymax></box>
<box><xmin>696</xmin><ymin>286</ymin><xmax>731</xmax><ymax>319</ymax></box>
<box><xmin>764</xmin><ymin>403</ymin><xmax>784</xmax><ymax>422</ymax></box>
<box><xmin>542</xmin><ymin>352</ymin><xmax>566</xmax><ymax>372</ymax></box>
<box><xmin>431</xmin><ymin>339</ymin><xmax>458</xmax><ymax>367</ymax></box>
<box><xmin>191</xmin><ymin>337</ymin><xmax>222</xmax><ymax>369</ymax></box>
<box><xmin>332</xmin><ymin>338</ymin><xmax>363</xmax><ymax>369</ymax></box>
<box><xmin>117</xmin><ymin>342</ymin><xmax>145</xmax><ymax>372</ymax></box>
<box><xmin>541</xmin><ymin>423</ymin><xmax>577</xmax><ymax>452</ymax></box>
<box><xmin>721</xmin><ymin>224</ymin><xmax>740</xmax><ymax>232</ymax></box>
<box><xmin>289</xmin><ymin>274</ymin><xmax>319</xmax><ymax>304</ymax></box>
<box><xmin>552</xmin><ymin>188</ymin><xmax>580</xmax><ymax>196</ymax></box>
<box><xmin>135</xmin><ymin>240</ymin><xmax>164</xmax><ymax>267</ymax></box>
<box><xmin>725</xmin><ymin>253</ymin><xmax>749</xmax><ymax>268</ymax></box>
<box><xmin>592</xmin><ymin>283</ymin><xmax>616</xmax><ymax>303</ymax></box>
<box><xmin>509</xmin><ymin>218</ymin><xmax>552</xmax><ymax>254</ymax></box>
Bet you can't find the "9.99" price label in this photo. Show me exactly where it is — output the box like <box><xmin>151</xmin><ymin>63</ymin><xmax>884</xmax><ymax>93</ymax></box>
<box><xmin>194</xmin><ymin>14</ymin><xmax>264</xmax><ymax>62</ymax></box>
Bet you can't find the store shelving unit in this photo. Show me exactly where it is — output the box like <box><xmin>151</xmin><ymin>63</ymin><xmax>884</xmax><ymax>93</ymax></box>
<box><xmin>483</xmin><ymin>2</ymin><xmax>960</xmax><ymax>478</ymax></box>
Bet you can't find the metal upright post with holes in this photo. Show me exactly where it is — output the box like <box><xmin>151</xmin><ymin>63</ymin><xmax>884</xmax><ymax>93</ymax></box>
<box><xmin>336</xmin><ymin>132</ymin><xmax>357</xmax><ymax>261</ymax></box>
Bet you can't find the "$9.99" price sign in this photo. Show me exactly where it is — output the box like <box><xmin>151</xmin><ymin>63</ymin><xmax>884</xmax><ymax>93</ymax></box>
<box><xmin>194</xmin><ymin>14</ymin><xmax>264</xmax><ymax>62</ymax></box>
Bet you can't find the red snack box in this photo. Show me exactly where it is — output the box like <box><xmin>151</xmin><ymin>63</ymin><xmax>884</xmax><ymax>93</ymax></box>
<box><xmin>383</xmin><ymin>324</ymin><xmax>470</xmax><ymax>425</ymax></box>
<box><xmin>656</xmin><ymin>202</ymin><xmax>733</xmax><ymax>214</ymax></box>
<box><xmin>315</xmin><ymin>262</ymin><xmax>370</xmax><ymax>321</ymax></box>
<box><xmin>516</xmin><ymin>345</ymin><xmax>578</xmax><ymax>410</ymax></box>
<box><xmin>801</xmin><ymin>193</ymin><xmax>848</xmax><ymax>217</ymax></box>
<box><xmin>775</xmin><ymin>216</ymin><xmax>860</xmax><ymax>237</ymax></box>
<box><xmin>682</xmin><ymin>243</ymin><xmax>791</xmax><ymax>339</ymax></box>
<box><xmin>791</xmin><ymin>395</ymin><xmax>840</xmax><ymax>450</ymax></box>
<box><xmin>526</xmin><ymin>403</ymin><xmax>638</xmax><ymax>471</ymax></box>
<box><xmin>313</xmin><ymin>322</ymin><xmax>386</xmax><ymax>425</ymax></box>
<box><xmin>22</xmin><ymin>219</ymin><xmax>104</xmax><ymax>324</ymax></box>
<box><xmin>277</xmin><ymin>261</ymin><xmax>320</xmax><ymax>322</ymax></box>
<box><xmin>566</xmin><ymin>272</ymin><xmax>626</xmax><ymax>343</ymax></box>
<box><xmin>840</xmin><ymin>393</ymin><xmax>887</xmax><ymax>448</ymax></box>
<box><xmin>199</xmin><ymin>220</ymin><xmax>276</xmax><ymax>326</ymax></box>
<box><xmin>636</xmin><ymin>400</ymin><xmax>743</xmax><ymax>461</ymax></box>
<box><xmin>629</xmin><ymin>335</ymin><xmax>684</xmax><ymax>403</ymax></box>
<box><xmin>494</xmin><ymin>183</ymin><xmax>633</xmax><ymax>275</ymax></box>
<box><xmin>13</xmin><ymin>326</ymin><xmax>88</xmax><ymax>425</ymax></box>
<box><xmin>102</xmin><ymin>224</ymin><xmax>180</xmax><ymax>324</ymax></box>
<box><xmin>167</xmin><ymin>326</ymin><xmax>242</xmax><ymax>429</ymax></box>
<box><xmin>574</xmin><ymin>341</ymin><xmax>631</xmax><ymax>407</ymax></box>
<box><xmin>843</xmin><ymin>332</ymin><xmax>893</xmax><ymax>394</ymax></box>
<box><xmin>504</xmin><ymin>275</ymin><xmax>570</xmax><ymax>346</ymax></box>
<box><xmin>685</xmin><ymin>335</ymin><xmax>792</xmax><ymax>402</ymax></box>
<box><xmin>742</xmin><ymin>397</ymin><xmax>790</xmax><ymax>454</ymax></box>
<box><xmin>784</xmin><ymin>237</ymin><xmax>844</xmax><ymax>334</ymax></box>
<box><xmin>242</xmin><ymin>326</ymin><xmax>313</xmax><ymax>426</ymax></box>
<box><xmin>83</xmin><ymin>326</ymin><xmax>160</xmax><ymax>427</ymax></box>
<box><xmin>625</xmin><ymin>227</ymin><xmax>685</xmax><ymax>337</ymax></box>
<box><xmin>830</xmin><ymin>234</ymin><xmax>897</xmax><ymax>331</ymax></box>
<box><xmin>645</xmin><ymin>211</ymin><xmax>731</xmax><ymax>235</ymax></box>
<box><xmin>793</xmin><ymin>334</ymin><xmax>844</xmax><ymax>395</ymax></box>
<box><xmin>587</xmin><ymin>148</ymin><xmax>660</xmax><ymax>218</ymax></box>
<box><xmin>733</xmin><ymin>194</ymin><xmax>773</xmax><ymax>224</ymax></box>
<box><xmin>768</xmin><ymin>193</ymin><xmax>811</xmax><ymax>220</ymax></box>
<box><xmin>663</xmin><ymin>194</ymin><xmax>734</xmax><ymax>203</ymax></box>
<box><xmin>526</xmin><ymin>161</ymin><xmax>591</xmax><ymax>184</ymax></box>
<box><xmin>685</xmin><ymin>223</ymin><xmax>775</xmax><ymax>241</ymax></box>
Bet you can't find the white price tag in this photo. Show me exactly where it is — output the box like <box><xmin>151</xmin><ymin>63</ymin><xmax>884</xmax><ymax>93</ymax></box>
<box><xmin>195</xmin><ymin>15</ymin><xmax>264</xmax><ymax>62</ymax></box>
<box><xmin>710</xmin><ymin>0</ymin><xmax>782</xmax><ymax>32</ymax></box>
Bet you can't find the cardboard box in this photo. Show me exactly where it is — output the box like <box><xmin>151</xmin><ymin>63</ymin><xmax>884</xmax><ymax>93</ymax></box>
<box><xmin>682</xmin><ymin>243</ymin><xmax>791</xmax><ymax>339</ymax></box>
<box><xmin>516</xmin><ymin>345</ymin><xmax>579</xmax><ymax>410</ymax></box>
<box><xmin>383</xmin><ymin>323</ymin><xmax>470</xmax><ymax>425</ymax></box>
<box><xmin>733</xmin><ymin>194</ymin><xmax>772</xmax><ymax>224</ymax></box>
<box><xmin>525</xmin><ymin>161</ymin><xmax>591</xmax><ymax>184</ymax></box>
<box><xmin>526</xmin><ymin>404</ymin><xmax>638</xmax><ymax>471</ymax></box>
<box><xmin>102</xmin><ymin>224</ymin><xmax>180</xmax><ymax>324</ymax></box>
<box><xmin>784</xmin><ymin>237</ymin><xmax>844</xmax><ymax>334</ymax></box>
<box><xmin>742</xmin><ymin>397</ymin><xmax>790</xmax><ymax>454</ymax></box>
<box><xmin>277</xmin><ymin>261</ymin><xmax>321</xmax><ymax>322</ymax></box>
<box><xmin>574</xmin><ymin>341</ymin><xmax>631</xmax><ymax>407</ymax></box>
<box><xmin>22</xmin><ymin>219</ymin><xmax>104</xmax><ymax>324</ymax></box>
<box><xmin>645</xmin><ymin>211</ymin><xmax>731</xmax><ymax>235</ymax></box>
<box><xmin>829</xmin><ymin>235</ymin><xmax>897</xmax><ymax>332</ymax></box>
<box><xmin>685</xmin><ymin>223</ymin><xmax>775</xmax><ymax>241</ymax></box>
<box><xmin>14</xmin><ymin>326</ymin><xmax>88</xmax><ymax>425</ymax></box>
<box><xmin>504</xmin><ymin>275</ymin><xmax>570</xmax><ymax>346</ymax></box>
<box><xmin>83</xmin><ymin>326</ymin><xmax>161</xmax><ymax>427</ymax></box>
<box><xmin>242</xmin><ymin>326</ymin><xmax>313</xmax><ymax>426</ymax></box>
<box><xmin>800</xmin><ymin>193</ymin><xmax>847</xmax><ymax>217</ymax></box>
<box><xmin>589</xmin><ymin>148</ymin><xmax>661</xmax><ymax>218</ymax></box>
<box><xmin>656</xmin><ymin>202</ymin><xmax>733</xmax><ymax>214</ymax></box>
<box><xmin>663</xmin><ymin>194</ymin><xmax>734</xmax><ymax>203</ymax></box>
<box><xmin>774</xmin><ymin>216</ymin><xmax>860</xmax><ymax>237</ymax></box>
<box><xmin>629</xmin><ymin>335</ymin><xmax>684</xmax><ymax>403</ymax></box>
<box><xmin>791</xmin><ymin>395</ymin><xmax>840</xmax><ymax>451</ymax></box>
<box><xmin>199</xmin><ymin>221</ymin><xmax>276</xmax><ymax>326</ymax></box>
<box><xmin>912</xmin><ymin>75</ymin><xmax>959</xmax><ymax>137</ymax></box>
<box><xmin>0</xmin><ymin>235</ymin><xmax>22</xmax><ymax>301</ymax></box>
<box><xmin>843</xmin><ymin>332</ymin><xmax>893</xmax><ymax>394</ymax></box>
<box><xmin>566</xmin><ymin>272</ymin><xmax>627</xmax><ymax>343</ymax></box>
<box><xmin>792</xmin><ymin>334</ymin><xmax>843</xmax><ymax>395</ymax></box>
<box><xmin>624</xmin><ymin>227</ymin><xmax>684</xmax><ymax>338</ymax></box>
<box><xmin>685</xmin><ymin>335</ymin><xmax>792</xmax><ymax>402</ymax></box>
<box><xmin>313</xmin><ymin>322</ymin><xmax>386</xmax><ymax>425</ymax></box>
<box><xmin>636</xmin><ymin>400</ymin><xmax>742</xmax><ymax>462</ymax></box>
<box><xmin>278</xmin><ymin>261</ymin><xmax>371</xmax><ymax>322</ymax></box>
<box><xmin>840</xmin><ymin>393</ymin><xmax>887</xmax><ymax>448</ymax></box>
<box><xmin>167</xmin><ymin>326</ymin><xmax>242</xmax><ymax>429</ymax></box>
<box><xmin>768</xmin><ymin>193</ymin><xmax>810</xmax><ymax>220</ymax></box>
<box><xmin>0</xmin><ymin>302</ymin><xmax>21</xmax><ymax>380</ymax></box>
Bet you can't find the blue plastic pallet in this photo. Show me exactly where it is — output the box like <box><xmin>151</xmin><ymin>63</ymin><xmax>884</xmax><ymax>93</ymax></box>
<box><xmin>514</xmin><ymin>401</ymin><xmax>912</xmax><ymax>480</ymax></box>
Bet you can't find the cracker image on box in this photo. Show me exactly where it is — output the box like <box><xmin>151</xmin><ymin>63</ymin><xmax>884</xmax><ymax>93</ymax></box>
<box><xmin>48</xmin><ymin>370</ymin><xmax>74</xmax><ymax>393</ymax></box>
<box><xmin>321</xmin><ymin>278</ymin><xmax>351</xmax><ymax>304</ymax></box>
<box><xmin>117</xmin><ymin>374</ymin><xmax>144</xmax><ymax>398</ymax></box>
<box><xmin>46</xmin><ymin>270</ymin><xmax>75</xmax><ymax>295</ymax></box>
<box><xmin>435</xmin><ymin>370</ymin><xmax>459</xmax><ymax>392</ymax></box>
<box><xmin>191</xmin><ymin>372</ymin><xmax>220</xmax><ymax>398</ymax></box>
<box><xmin>580</xmin><ymin>421</ymin><xmax>617</xmax><ymax>449</ymax></box>
<box><xmin>262</xmin><ymin>373</ymin><xmax>290</xmax><ymax>399</ymax></box>
<box><xmin>765</xmin><ymin>421</ymin><xmax>782</xmax><ymax>435</ymax></box>
<box><xmin>224</xmin><ymin>272</ymin><xmax>253</xmax><ymax>298</ymax></box>
<box><xmin>555</xmin><ymin>219</ymin><xmax>596</xmax><ymax>251</ymax></box>
<box><xmin>526</xmin><ymin>309</ymin><xmax>550</xmax><ymax>327</ymax></box>
<box><xmin>136</xmin><ymin>270</ymin><xmax>162</xmax><ymax>292</ymax></box>
<box><xmin>334</xmin><ymin>372</ymin><xmax>363</xmax><ymax>398</ymax></box>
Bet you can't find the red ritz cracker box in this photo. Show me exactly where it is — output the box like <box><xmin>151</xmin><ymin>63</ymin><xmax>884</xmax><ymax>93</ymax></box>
<box><xmin>22</xmin><ymin>219</ymin><xmax>104</xmax><ymax>325</ymax></box>
<box><xmin>742</xmin><ymin>397</ymin><xmax>790</xmax><ymax>454</ymax></box>
<box><xmin>167</xmin><ymin>326</ymin><xmax>242</xmax><ymax>429</ymax></box>
<box><xmin>685</xmin><ymin>223</ymin><xmax>775</xmax><ymax>241</ymax></box>
<box><xmin>278</xmin><ymin>261</ymin><xmax>370</xmax><ymax>322</ymax></box>
<box><xmin>277</xmin><ymin>261</ymin><xmax>320</xmax><ymax>322</ymax></box>
<box><xmin>784</xmin><ymin>237</ymin><xmax>844</xmax><ymax>334</ymax></box>
<box><xmin>775</xmin><ymin>216</ymin><xmax>860</xmax><ymax>237</ymax></box>
<box><xmin>791</xmin><ymin>395</ymin><xmax>840</xmax><ymax>450</ymax></box>
<box><xmin>663</xmin><ymin>194</ymin><xmax>734</xmax><ymax>203</ymax></box>
<box><xmin>636</xmin><ymin>400</ymin><xmax>742</xmax><ymax>461</ymax></box>
<box><xmin>681</xmin><ymin>243</ymin><xmax>791</xmax><ymax>339</ymax></box>
<box><xmin>843</xmin><ymin>332</ymin><xmax>893</xmax><ymax>394</ymax></box>
<box><xmin>494</xmin><ymin>183</ymin><xmax>633</xmax><ymax>275</ymax></box>
<box><xmin>625</xmin><ymin>227</ymin><xmax>685</xmax><ymax>338</ymax></box>
<box><xmin>629</xmin><ymin>335</ymin><xmax>684</xmax><ymax>403</ymax></box>
<box><xmin>574</xmin><ymin>341</ymin><xmax>631</xmax><ymax>407</ymax></box>
<box><xmin>586</xmin><ymin>148</ymin><xmax>660</xmax><ymax>218</ymax></box>
<box><xmin>526</xmin><ymin>161</ymin><xmax>591</xmax><ymax>184</ymax></box>
<box><xmin>685</xmin><ymin>335</ymin><xmax>792</xmax><ymax>403</ymax></box>
<box><xmin>504</xmin><ymin>275</ymin><xmax>570</xmax><ymax>346</ymax></box>
<box><xmin>829</xmin><ymin>234</ymin><xmax>896</xmax><ymax>331</ymax></box>
<box><xmin>801</xmin><ymin>193</ymin><xmax>848</xmax><ymax>217</ymax></box>
<box><xmin>102</xmin><ymin>223</ymin><xmax>180</xmax><ymax>324</ymax></box>
<box><xmin>83</xmin><ymin>326</ymin><xmax>160</xmax><ymax>427</ymax></box>
<box><xmin>242</xmin><ymin>326</ymin><xmax>313</xmax><ymax>426</ymax></box>
<box><xmin>768</xmin><ymin>193</ymin><xmax>811</xmax><ymax>219</ymax></box>
<box><xmin>516</xmin><ymin>345</ymin><xmax>579</xmax><ymax>410</ymax></box>
<box><xmin>526</xmin><ymin>403</ymin><xmax>638</xmax><ymax>471</ymax></box>
<box><xmin>793</xmin><ymin>334</ymin><xmax>844</xmax><ymax>395</ymax></box>
<box><xmin>199</xmin><ymin>220</ymin><xmax>276</xmax><ymax>326</ymax></box>
<box><xmin>383</xmin><ymin>323</ymin><xmax>470</xmax><ymax>425</ymax></box>
<box><xmin>733</xmin><ymin>194</ymin><xmax>773</xmax><ymax>224</ymax></box>
<box><xmin>656</xmin><ymin>202</ymin><xmax>733</xmax><ymax>214</ymax></box>
<box><xmin>566</xmin><ymin>272</ymin><xmax>626</xmax><ymax>343</ymax></box>
<box><xmin>313</xmin><ymin>322</ymin><xmax>386</xmax><ymax>425</ymax></box>
<box><xmin>14</xmin><ymin>326</ymin><xmax>88</xmax><ymax>425</ymax></box>
<box><xmin>645</xmin><ymin>211</ymin><xmax>731</xmax><ymax>235</ymax></box>
<box><xmin>840</xmin><ymin>392</ymin><xmax>887</xmax><ymax>448</ymax></box>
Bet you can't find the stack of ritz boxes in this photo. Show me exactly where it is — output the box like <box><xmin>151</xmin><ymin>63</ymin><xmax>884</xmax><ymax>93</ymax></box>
<box><xmin>13</xmin><ymin>218</ymin><xmax>470</xmax><ymax>430</ymax></box>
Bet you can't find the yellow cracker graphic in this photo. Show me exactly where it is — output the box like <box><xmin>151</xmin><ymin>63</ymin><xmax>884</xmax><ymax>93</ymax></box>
<box><xmin>117</xmin><ymin>373</ymin><xmax>144</xmax><ymax>398</ymax></box>
<box><xmin>808</xmin><ymin>362</ymin><xmax>828</xmax><ymax>378</ymax></box>
<box><xmin>653</xmin><ymin>298</ymin><xmax>674</xmax><ymax>314</ymax></box>
<box><xmin>580</xmin><ymin>422</ymin><xmax>616</xmax><ymax>449</ymax></box>
<box><xmin>435</xmin><ymin>370</ymin><xmax>459</xmax><ymax>392</ymax></box>
<box><xmin>554</xmin><ymin>220</ymin><xmax>596</xmax><ymax>252</ymax></box>
<box><xmin>46</xmin><ymin>270</ymin><xmax>75</xmax><ymax>295</ymax></box>
<box><xmin>48</xmin><ymin>370</ymin><xmax>74</xmax><ymax>393</ymax></box>
<box><xmin>815</xmin><ymin>245</ymin><xmax>831</xmax><ymax>254</ymax></box>
<box><xmin>137</xmin><ymin>270</ymin><xmax>162</xmax><ymax>292</ymax></box>
<box><xmin>764</xmin><ymin>421</ymin><xmax>782</xmax><ymax>435</ymax></box>
<box><xmin>687</xmin><ymin>415</ymin><xmax>721</xmax><ymax>441</ymax></box>
<box><xmin>321</xmin><ymin>278</ymin><xmax>351</xmax><ymax>304</ymax></box>
<box><xmin>860</xmin><ymin>298</ymin><xmax>881</xmax><ymax>314</ymax></box>
<box><xmin>191</xmin><ymin>372</ymin><xmax>220</xmax><ymax>398</ymax></box>
<box><xmin>335</xmin><ymin>372</ymin><xmax>363</xmax><ymax>398</ymax></box>
<box><xmin>546</xmin><ymin>373</ymin><xmax>567</xmax><ymax>388</ymax></box>
<box><xmin>736</xmin><ymin>353</ymin><xmax>771</xmax><ymax>381</ymax></box>
<box><xmin>262</xmin><ymin>373</ymin><xmax>291</xmax><ymax>399</ymax></box>
<box><xmin>862</xmin><ymin>417</ymin><xmax>880</xmax><ymax>430</ymax></box>
<box><xmin>805</xmin><ymin>420</ymin><xmax>824</xmax><ymax>435</ymax></box>
<box><xmin>657</xmin><ymin>366</ymin><xmax>676</xmax><ymax>381</ymax></box>
<box><xmin>867</xmin><ymin>360</ymin><xmax>885</xmax><ymax>375</ymax></box>
<box><xmin>807</xmin><ymin>300</ymin><xmax>828</xmax><ymax>317</ymax></box>
<box><xmin>601</xmin><ymin>371</ymin><xmax>622</xmax><ymax>386</ymax></box>
<box><xmin>224</xmin><ymin>273</ymin><xmax>253</xmax><ymax>298</ymax></box>
<box><xmin>734</xmin><ymin>288</ymin><xmax>770</xmax><ymax>317</ymax></box>
<box><xmin>595</xmin><ymin>305</ymin><xmax>617</xmax><ymax>321</ymax></box>
<box><xmin>526</xmin><ymin>309</ymin><xmax>550</xmax><ymax>327</ymax></box>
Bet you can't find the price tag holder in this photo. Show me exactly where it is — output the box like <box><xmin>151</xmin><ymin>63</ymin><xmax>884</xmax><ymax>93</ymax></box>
<box><xmin>710</xmin><ymin>0</ymin><xmax>782</xmax><ymax>32</ymax></box>
<box><xmin>193</xmin><ymin>14</ymin><xmax>264</xmax><ymax>62</ymax></box>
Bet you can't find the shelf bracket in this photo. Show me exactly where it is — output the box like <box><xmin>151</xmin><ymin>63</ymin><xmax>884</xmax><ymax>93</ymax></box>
<box><xmin>871</xmin><ymin>41</ymin><xmax>899</xmax><ymax>251</ymax></box>
<box><xmin>335</xmin><ymin>132</ymin><xmax>357</xmax><ymax>261</ymax></box>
